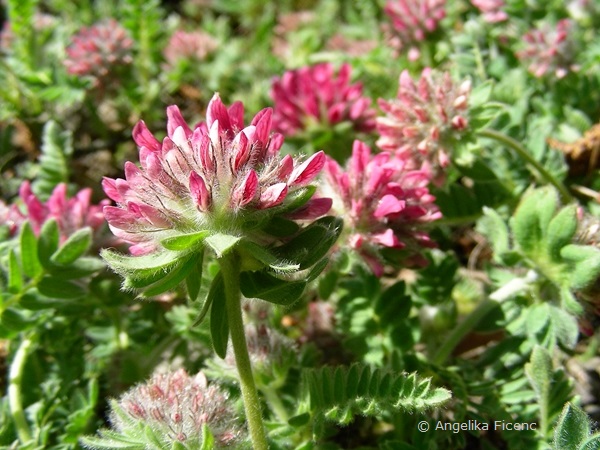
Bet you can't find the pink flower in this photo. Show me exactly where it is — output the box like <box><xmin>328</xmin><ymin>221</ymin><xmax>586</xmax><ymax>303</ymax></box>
<box><xmin>64</xmin><ymin>19</ymin><xmax>133</xmax><ymax>88</ymax></box>
<box><xmin>110</xmin><ymin>369</ymin><xmax>244</xmax><ymax>447</ymax></box>
<box><xmin>163</xmin><ymin>30</ymin><xmax>217</xmax><ymax>66</ymax></box>
<box><xmin>383</xmin><ymin>0</ymin><xmax>446</xmax><ymax>60</ymax></box>
<box><xmin>322</xmin><ymin>140</ymin><xmax>441</xmax><ymax>276</ymax></box>
<box><xmin>103</xmin><ymin>93</ymin><xmax>330</xmax><ymax>255</ymax></box>
<box><xmin>271</xmin><ymin>63</ymin><xmax>376</xmax><ymax>136</ymax></box>
<box><xmin>377</xmin><ymin>68</ymin><xmax>471</xmax><ymax>186</ymax></box>
<box><xmin>516</xmin><ymin>19</ymin><xmax>577</xmax><ymax>79</ymax></box>
<box><xmin>0</xmin><ymin>181</ymin><xmax>109</xmax><ymax>242</ymax></box>
<box><xmin>470</xmin><ymin>0</ymin><xmax>508</xmax><ymax>23</ymax></box>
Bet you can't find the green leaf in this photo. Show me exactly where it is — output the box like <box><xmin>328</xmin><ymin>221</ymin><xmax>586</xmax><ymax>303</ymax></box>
<box><xmin>33</xmin><ymin>121</ymin><xmax>73</xmax><ymax>197</ymax></box>
<box><xmin>561</xmin><ymin>245</ymin><xmax>600</xmax><ymax>290</ymax></box>
<box><xmin>511</xmin><ymin>189</ymin><xmax>548</xmax><ymax>255</ymax></box>
<box><xmin>205</xmin><ymin>233</ymin><xmax>241</xmax><ymax>257</ymax></box>
<box><xmin>240</xmin><ymin>271</ymin><xmax>306</xmax><ymax>305</ymax></box>
<box><xmin>37</xmin><ymin>275</ymin><xmax>86</xmax><ymax>299</ymax></box>
<box><xmin>137</xmin><ymin>255</ymin><xmax>199</xmax><ymax>298</ymax></box>
<box><xmin>560</xmin><ymin>286</ymin><xmax>583</xmax><ymax>316</ymax></box>
<box><xmin>47</xmin><ymin>257</ymin><xmax>106</xmax><ymax>280</ymax></box>
<box><xmin>580</xmin><ymin>435</ymin><xmax>600</xmax><ymax>450</ymax></box>
<box><xmin>51</xmin><ymin>227</ymin><xmax>92</xmax><ymax>265</ymax></box>
<box><xmin>101</xmin><ymin>249</ymin><xmax>182</xmax><ymax>278</ymax></box>
<box><xmin>545</xmin><ymin>205</ymin><xmax>578</xmax><ymax>261</ymax></box>
<box><xmin>525</xmin><ymin>346</ymin><xmax>553</xmax><ymax>436</ymax></box>
<box><xmin>262</xmin><ymin>216</ymin><xmax>300</xmax><ymax>237</ymax></box>
<box><xmin>8</xmin><ymin>249</ymin><xmax>23</xmax><ymax>293</ymax></box>
<box><xmin>19</xmin><ymin>222</ymin><xmax>41</xmax><ymax>278</ymax></box>
<box><xmin>208</xmin><ymin>273</ymin><xmax>229</xmax><ymax>358</ymax></box>
<box><xmin>553</xmin><ymin>403</ymin><xmax>590</xmax><ymax>450</ymax></box>
<box><xmin>470</xmin><ymin>80</ymin><xmax>494</xmax><ymax>107</ymax></box>
<box><xmin>277</xmin><ymin>185</ymin><xmax>316</xmax><ymax>215</ymax></box>
<box><xmin>375</xmin><ymin>281</ymin><xmax>411</xmax><ymax>323</ymax></box>
<box><xmin>477</xmin><ymin>207</ymin><xmax>510</xmax><ymax>263</ymax></box>
<box><xmin>0</xmin><ymin>307</ymin><xmax>33</xmax><ymax>331</ymax></box>
<box><xmin>160</xmin><ymin>230</ymin><xmax>210</xmax><ymax>251</ymax></box>
<box><xmin>302</xmin><ymin>365</ymin><xmax>451</xmax><ymax>425</ymax></box>
<box><xmin>288</xmin><ymin>413</ymin><xmax>310</xmax><ymax>427</ymax></box>
<box><xmin>307</xmin><ymin>257</ymin><xmax>329</xmax><ymax>282</ymax></box>
<box><xmin>550</xmin><ymin>306</ymin><xmax>579</xmax><ymax>349</ymax></box>
<box><xmin>186</xmin><ymin>252</ymin><xmax>204</xmax><ymax>301</ymax></box>
<box><xmin>38</xmin><ymin>219</ymin><xmax>59</xmax><ymax>268</ymax></box>
<box><xmin>200</xmin><ymin>424</ymin><xmax>215</xmax><ymax>450</ymax></box>
<box><xmin>238</xmin><ymin>240</ymin><xmax>299</xmax><ymax>273</ymax></box>
<box><xmin>275</xmin><ymin>216</ymin><xmax>343</xmax><ymax>270</ymax></box>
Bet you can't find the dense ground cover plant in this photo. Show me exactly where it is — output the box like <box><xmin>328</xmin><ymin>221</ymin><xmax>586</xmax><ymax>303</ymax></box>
<box><xmin>1</xmin><ymin>0</ymin><xmax>600</xmax><ymax>449</ymax></box>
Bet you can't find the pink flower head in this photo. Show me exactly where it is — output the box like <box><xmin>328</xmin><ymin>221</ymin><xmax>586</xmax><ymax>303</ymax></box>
<box><xmin>64</xmin><ymin>19</ymin><xmax>133</xmax><ymax>88</ymax></box>
<box><xmin>163</xmin><ymin>30</ymin><xmax>217</xmax><ymax>66</ymax></box>
<box><xmin>112</xmin><ymin>369</ymin><xmax>244</xmax><ymax>447</ymax></box>
<box><xmin>0</xmin><ymin>181</ymin><xmax>109</xmax><ymax>242</ymax></box>
<box><xmin>322</xmin><ymin>140</ymin><xmax>441</xmax><ymax>276</ymax></box>
<box><xmin>516</xmin><ymin>19</ymin><xmax>578</xmax><ymax>79</ymax></box>
<box><xmin>271</xmin><ymin>62</ymin><xmax>376</xmax><ymax>136</ymax></box>
<box><xmin>470</xmin><ymin>0</ymin><xmax>508</xmax><ymax>23</ymax></box>
<box><xmin>383</xmin><ymin>0</ymin><xmax>446</xmax><ymax>60</ymax></box>
<box><xmin>103</xmin><ymin>93</ymin><xmax>331</xmax><ymax>255</ymax></box>
<box><xmin>377</xmin><ymin>68</ymin><xmax>471</xmax><ymax>186</ymax></box>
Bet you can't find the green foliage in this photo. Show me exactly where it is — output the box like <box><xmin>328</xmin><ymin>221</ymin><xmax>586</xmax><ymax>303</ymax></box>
<box><xmin>553</xmin><ymin>403</ymin><xmax>600</xmax><ymax>450</ymax></box>
<box><xmin>208</xmin><ymin>272</ymin><xmax>228</xmax><ymax>358</ymax></box>
<box><xmin>302</xmin><ymin>364</ymin><xmax>451</xmax><ymax>426</ymax></box>
<box><xmin>433</xmin><ymin>159</ymin><xmax>513</xmax><ymax>224</ymax></box>
<box><xmin>5</xmin><ymin>0</ymin><xmax>40</xmax><ymax>68</ymax></box>
<box><xmin>32</xmin><ymin>121</ymin><xmax>74</xmax><ymax>199</ymax></box>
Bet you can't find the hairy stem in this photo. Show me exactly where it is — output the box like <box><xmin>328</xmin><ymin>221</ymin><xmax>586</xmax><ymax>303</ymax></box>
<box><xmin>9</xmin><ymin>334</ymin><xmax>36</xmax><ymax>444</ymax></box>
<box><xmin>433</xmin><ymin>271</ymin><xmax>538</xmax><ymax>365</ymax></box>
<box><xmin>220</xmin><ymin>253</ymin><xmax>268</xmax><ymax>450</ymax></box>
<box><xmin>478</xmin><ymin>129</ymin><xmax>572</xmax><ymax>202</ymax></box>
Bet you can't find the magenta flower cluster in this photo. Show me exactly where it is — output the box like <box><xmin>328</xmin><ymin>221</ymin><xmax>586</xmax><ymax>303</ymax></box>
<box><xmin>377</xmin><ymin>68</ymin><xmax>471</xmax><ymax>185</ymax></box>
<box><xmin>271</xmin><ymin>62</ymin><xmax>376</xmax><ymax>136</ymax></box>
<box><xmin>383</xmin><ymin>0</ymin><xmax>446</xmax><ymax>60</ymax></box>
<box><xmin>470</xmin><ymin>0</ymin><xmax>508</xmax><ymax>23</ymax></box>
<box><xmin>322</xmin><ymin>140</ymin><xmax>441</xmax><ymax>276</ymax></box>
<box><xmin>0</xmin><ymin>181</ymin><xmax>108</xmax><ymax>242</ymax></box>
<box><xmin>64</xmin><ymin>19</ymin><xmax>133</xmax><ymax>87</ymax></box>
<box><xmin>116</xmin><ymin>369</ymin><xmax>243</xmax><ymax>446</ymax></box>
<box><xmin>103</xmin><ymin>93</ymin><xmax>329</xmax><ymax>255</ymax></box>
<box><xmin>163</xmin><ymin>30</ymin><xmax>218</xmax><ymax>66</ymax></box>
<box><xmin>516</xmin><ymin>19</ymin><xmax>577</xmax><ymax>79</ymax></box>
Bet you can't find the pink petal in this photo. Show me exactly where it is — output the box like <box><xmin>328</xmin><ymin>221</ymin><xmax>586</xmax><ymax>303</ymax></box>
<box><xmin>228</xmin><ymin>101</ymin><xmax>245</xmax><ymax>130</ymax></box>
<box><xmin>102</xmin><ymin>178</ymin><xmax>123</xmax><ymax>203</ymax></box>
<box><xmin>374</xmin><ymin>195</ymin><xmax>405</xmax><ymax>218</ymax></box>
<box><xmin>259</xmin><ymin>183</ymin><xmax>288</xmax><ymax>209</ymax></box>
<box><xmin>189</xmin><ymin>171</ymin><xmax>211</xmax><ymax>211</ymax></box>
<box><xmin>233</xmin><ymin>170</ymin><xmax>258</xmax><ymax>207</ymax></box>
<box><xmin>233</xmin><ymin>130</ymin><xmax>250</xmax><ymax>171</ymax></box>
<box><xmin>277</xmin><ymin>155</ymin><xmax>294</xmax><ymax>180</ymax></box>
<box><xmin>288</xmin><ymin>151</ymin><xmax>326</xmax><ymax>186</ymax></box>
<box><xmin>166</xmin><ymin>105</ymin><xmax>192</xmax><ymax>139</ymax></box>
<box><xmin>287</xmin><ymin>197</ymin><xmax>332</xmax><ymax>220</ymax></box>
<box><xmin>207</xmin><ymin>93</ymin><xmax>231</xmax><ymax>132</ymax></box>
<box><xmin>251</xmin><ymin>108</ymin><xmax>273</xmax><ymax>145</ymax></box>
<box><xmin>372</xmin><ymin>229</ymin><xmax>401</xmax><ymax>248</ymax></box>
<box><xmin>133</xmin><ymin>120</ymin><xmax>160</xmax><ymax>152</ymax></box>
<box><xmin>350</xmin><ymin>140</ymin><xmax>370</xmax><ymax>177</ymax></box>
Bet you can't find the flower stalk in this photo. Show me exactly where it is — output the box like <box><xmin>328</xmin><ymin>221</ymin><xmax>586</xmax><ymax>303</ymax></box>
<box><xmin>478</xmin><ymin>128</ymin><xmax>573</xmax><ymax>202</ymax></box>
<box><xmin>433</xmin><ymin>270</ymin><xmax>539</xmax><ymax>365</ymax></box>
<box><xmin>220</xmin><ymin>252</ymin><xmax>268</xmax><ymax>450</ymax></box>
<box><xmin>9</xmin><ymin>334</ymin><xmax>36</xmax><ymax>444</ymax></box>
